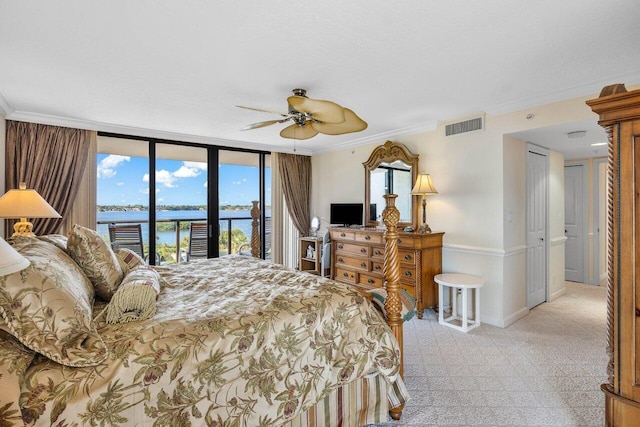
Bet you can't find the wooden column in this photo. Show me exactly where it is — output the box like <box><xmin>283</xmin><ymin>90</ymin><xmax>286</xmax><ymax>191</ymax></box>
<box><xmin>250</xmin><ymin>200</ymin><xmax>260</xmax><ymax>258</ymax></box>
<box><xmin>382</xmin><ymin>193</ymin><xmax>404</xmax><ymax>420</ymax></box>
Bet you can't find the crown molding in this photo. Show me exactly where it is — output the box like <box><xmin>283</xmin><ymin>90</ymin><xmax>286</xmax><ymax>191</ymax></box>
<box><xmin>5</xmin><ymin>110</ymin><xmax>312</xmax><ymax>155</ymax></box>
<box><xmin>0</xmin><ymin>91</ymin><xmax>14</xmax><ymax>117</ymax></box>
<box><xmin>484</xmin><ymin>71</ymin><xmax>640</xmax><ymax>115</ymax></box>
<box><xmin>311</xmin><ymin>120</ymin><xmax>439</xmax><ymax>154</ymax></box>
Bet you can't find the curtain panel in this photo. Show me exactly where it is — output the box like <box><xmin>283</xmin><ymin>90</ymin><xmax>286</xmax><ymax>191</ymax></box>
<box><xmin>5</xmin><ymin>121</ymin><xmax>91</xmax><ymax>236</ymax></box>
<box><xmin>277</xmin><ymin>153</ymin><xmax>311</xmax><ymax>237</ymax></box>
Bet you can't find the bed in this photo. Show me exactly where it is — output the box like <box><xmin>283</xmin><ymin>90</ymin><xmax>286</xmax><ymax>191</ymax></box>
<box><xmin>0</xmin><ymin>195</ymin><xmax>408</xmax><ymax>426</ymax></box>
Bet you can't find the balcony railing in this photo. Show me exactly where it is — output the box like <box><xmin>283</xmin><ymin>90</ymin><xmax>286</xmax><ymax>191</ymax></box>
<box><xmin>97</xmin><ymin>215</ymin><xmax>270</xmax><ymax>263</ymax></box>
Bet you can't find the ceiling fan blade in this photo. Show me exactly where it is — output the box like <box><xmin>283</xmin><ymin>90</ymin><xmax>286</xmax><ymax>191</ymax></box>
<box><xmin>280</xmin><ymin>122</ymin><xmax>319</xmax><ymax>140</ymax></box>
<box><xmin>312</xmin><ymin>108</ymin><xmax>368</xmax><ymax>135</ymax></box>
<box><xmin>287</xmin><ymin>96</ymin><xmax>345</xmax><ymax>124</ymax></box>
<box><xmin>240</xmin><ymin>118</ymin><xmax>290</xmax><ymax>131</ymax></box>
<box><xmin>236</xmin><ymin>105</ymin><xmax>289</xmax><ymax>116</ymax></box>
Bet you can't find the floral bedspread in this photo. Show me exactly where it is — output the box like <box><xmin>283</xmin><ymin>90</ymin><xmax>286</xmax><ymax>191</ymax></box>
<box><xmin>5</xmin><ymin>255</ymin><xmax>403</xmax><ymax>426</ymax></box>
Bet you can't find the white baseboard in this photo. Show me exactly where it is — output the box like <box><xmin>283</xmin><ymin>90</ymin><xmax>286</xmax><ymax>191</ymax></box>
<box><xmin>482</xmin><ymin>307</ymin><xmax>529</xmax><ymax>328</ymax></box>
<box><xmin>549</xmin><ymin>286</ymin><xmax>567</xmax><ymax>302</ymax></box>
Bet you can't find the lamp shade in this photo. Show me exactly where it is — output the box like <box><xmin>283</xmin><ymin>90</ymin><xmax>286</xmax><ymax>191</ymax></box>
<box><xmin>0</xmin><ymin>182</ymin><xmax>61</xmax><ymax>219</ymax></box>
<box><xmin>411</xmin><ymin>174</ymin><xmax>438</xmax><ymax>195</ymax></box>
<box><xmin>0</xmin><ymin>236</ymin><xmax>29</xmax><ymax>276</ymax></box>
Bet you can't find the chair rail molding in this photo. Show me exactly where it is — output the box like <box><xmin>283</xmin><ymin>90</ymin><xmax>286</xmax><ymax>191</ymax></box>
<box><xmin>443</xmin><ymin>243</ymin><xmax>527</xmax><ymax>257</ymax></box>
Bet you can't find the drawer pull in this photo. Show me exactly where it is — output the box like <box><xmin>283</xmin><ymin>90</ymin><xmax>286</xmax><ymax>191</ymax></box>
<box><xmin>365</xmin><ymin>235</ymin><xmax>371</xmax><ymax>240</ymax></box>
<box><xmin>338</xmin><ymin>257</ymin><xmax>344</xmax><ymax>263</ymax></box>
<box><xmin>374</xmin><ymin>249</ymin><xmax>382</xmax><ymax>255</ymax></box>
<box><xmin>367</xmin><ymin>278</ymin><xmax>374</xmax><ymax>284</ymax></box>
<box><xmin>360</xmin><ymin>262</ymin><xmax>366</xmax><ymax>268</ymax></box>
<box><xmin>404</xmin><ymin>254</ymin><xmax>412</xmax><ymax>261</ymax></box>
<box><xmin>340</xmin><ymin>232</ymin><xmax>346</xmax><ymax>237</ymax></box>
<box><xmin>338</xmin><ymin>244</ymin><xmax>344</xmax><ymax>249</ymax></box>
<box><xmin>397</xmin><ymin>238</ymin><xmax>402</xmax><ymax>244</ymax></box>
<box><xmin>343</xmin><ymin>272</ymin><xmax>349</xmax><ymax>277</ymax></box>
<box><xmin>360</xmin><ymin>248</ymin><xmax>367</xmax><ymax>253</ymax></box>
<box><xmin>375</xmin><ymin>265</ymin><xmax>381</xmax><ymax>271</ymax></box>
<box><xmin>405</xmin><ymin>271</ymin><xmax>412</xmax><ymax>277</ymax></box>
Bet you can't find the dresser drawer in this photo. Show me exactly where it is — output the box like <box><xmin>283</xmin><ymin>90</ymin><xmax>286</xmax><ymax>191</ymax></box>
<box><xmin>335</xmin><ymin>242</ymin><xmax>369</xmax><ymax>256</ymax></box>
<box><xmin>335</xmin><ymin>254</ymin><xmax>369</xmax><ymax>271</ymax></box>
<box><xmin>371</xmin><ymin>246</ymin><xmax>385</xmax><ymax>259</ymax></box>
<box><xmin>399</xmin><ymin>266</ymin><xmax>417</xmax><ymax>283</ymax></box>
<box><xmin>335</xmin><ymin>267</ymin><xmax>356</xmax><ymax>283</ymax></box>
<box><xmin>359</xmin><ymin>273</ymin><xmax>384</xmax><ymax>288</ymax></box>
<box><xmin>399</xmin><ymin>249</ymin><xmax>416</xmax><ymax>264</ymax></box>
<box><xmin>371</xmin><ymin>260</ymin><xmax>384</xmax><ymax>273</ymax></box>
<box><xmin>355</xmin><ymin>231</ymin><xmax>383</xmax><ymax>245</ymax></box>
<box><xmin>402</xmin><ymin>284</ymin><xmax>416</xmax><ymax>298</ymax></box>
<box><xmin>331</xmin><ymin>230</ymin><xmax>356</xmax><ymax>241</ymax></box>
<box><xmin>396</xmin><ymin>236</ymin><xmax>415</xmax><ymax>249</ymax></box>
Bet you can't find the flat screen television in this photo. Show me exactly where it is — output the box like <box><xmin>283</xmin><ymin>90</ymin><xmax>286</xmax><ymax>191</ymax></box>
<box><xmin>330</xmin><ymin>203</ymin><xmax>363</xmax><ymax>226</ymax></box>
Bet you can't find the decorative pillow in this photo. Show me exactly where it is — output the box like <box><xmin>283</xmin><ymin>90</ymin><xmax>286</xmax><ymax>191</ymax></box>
<box><xmin>0</xmin><ymin>238</ymin><xmax>107</xmax><ymax>367</ymax></box>
<box><xmin>105</xmin><ymin>266</ymin><xmax>161</xmax><ymax>324</ymax></box>
<box><xmin>67</xmin><ymin>224</ymin><xmax>124</xmax><ymax>300</ymax></box>
<box><xmin>368</xmin><ymin>288</ymin><xmax>418</xmax><ymax>322</ymax></box>
<box><xmin>0</xmin><ymin>329</ymin><xmax>35</xmax><ymax>425</ymax></box>
<box><xmin>37</xmin><ymin>234</ymin><xmax>68</xmax><ymax>252</ymax></box>
<box><xmin>114</xmin><ymin>248</ymin><xmax>146</xmax><ymax>275</ymax></box>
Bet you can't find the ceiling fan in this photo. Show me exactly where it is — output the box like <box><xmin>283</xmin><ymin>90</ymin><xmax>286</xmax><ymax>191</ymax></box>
<box><xmin>237</xmin><ymin>89</ymin><xmax>367</xmax><ymax>140</ymax></box>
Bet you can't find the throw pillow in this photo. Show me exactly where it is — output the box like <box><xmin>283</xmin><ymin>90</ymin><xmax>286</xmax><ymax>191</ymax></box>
<box><xmin>105</xmin><ymin>266</ymin><xmax>161</xmax><ymax>324</ymax></box>
<box><xmin>114</xmin><ymin>248</ymin><xmax>146</xmax><ymax>275</ymax></box>
<box><xmin>67</xmin><ymin>224</ymin><xmax>124</xmax><ymax>300</ymax></box>
<box><xmin>0</xmin><ymin>238</ymin><xmax>107</xmax><ymax>367</ymax></box>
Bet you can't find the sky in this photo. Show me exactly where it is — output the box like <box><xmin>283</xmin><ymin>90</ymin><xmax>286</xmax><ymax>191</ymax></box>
<box><xmin>97</xmin><ymin>154</ymin><xmax>271</xmax><ymax>206</ymax></box>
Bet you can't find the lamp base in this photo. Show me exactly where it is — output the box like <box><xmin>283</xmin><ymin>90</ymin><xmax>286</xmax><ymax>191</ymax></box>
<box><xmin>417</xmin><ymin>223</ymin><xmax>432</xmax><ymax>233</ymax></box>
<box><xmin>12</xmin><ymin>219</ymin><xmax>36</xmax><ymax>237</ymax></box>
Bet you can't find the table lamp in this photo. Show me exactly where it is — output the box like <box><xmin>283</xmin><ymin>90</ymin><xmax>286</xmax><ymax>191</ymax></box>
<box><xmin>0</xmin><ymin>182</ymin><xmax>61</xmax><ymax>237</ymax></box>
<box><xmin>411</xmin><ymin>173</ymin><xmax>438</xmax><ymax>233</ymax></box>
<box><xmin>0</xmin><ymin>236</ymin><xmax>29</xmax><ymax>275</ymax></box>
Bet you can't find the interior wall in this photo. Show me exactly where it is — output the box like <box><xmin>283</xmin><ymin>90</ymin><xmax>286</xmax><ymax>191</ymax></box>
<box><xmin>549</xmin><ymin>150</ymin><xmax>566</xmax><ymax>300</ymax></box>
<box><xmin>502</xmin><ymin>136</ymin><xmax>526</xmax><ymax>324</ymax></box>
<box><xmin>312</xmin><ymin>90</ymin><xmax>597</xmax><ymax>327</ymax></box>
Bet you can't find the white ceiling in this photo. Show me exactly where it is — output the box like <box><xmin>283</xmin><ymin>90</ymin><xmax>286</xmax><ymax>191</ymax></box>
<box><xmin>1</xmin><ymin>1</ymin><xmax>639</xmax><ymax>156</ymax></box>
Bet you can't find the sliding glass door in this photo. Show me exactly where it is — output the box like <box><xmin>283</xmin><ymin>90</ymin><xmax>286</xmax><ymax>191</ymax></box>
<box><xmin>97</xmin><ymin>133</ymin><xmax>270</xmax><ymax>263</ymax></box>
<box><xmin>154</xmin><ymin>143</ymin><xmax>208</xmax><ymax>264</ymax></box>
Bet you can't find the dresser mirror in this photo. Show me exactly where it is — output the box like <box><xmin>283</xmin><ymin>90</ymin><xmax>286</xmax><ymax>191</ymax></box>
<box><xmin>363</xmin><ymin>141</ymin><xmax>419</xmax><ymax>228</ymax></box>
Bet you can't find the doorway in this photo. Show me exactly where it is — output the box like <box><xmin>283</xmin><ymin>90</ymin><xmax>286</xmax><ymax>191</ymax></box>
<box><xmin>526</xmin><ymin>144</ymin><xmax>549</xmax><ymax>309</ymax></box>
<box><xmin>564</xmin><ymin>161</ymin><xmax>588</xmax><ymax>283</ymax></box>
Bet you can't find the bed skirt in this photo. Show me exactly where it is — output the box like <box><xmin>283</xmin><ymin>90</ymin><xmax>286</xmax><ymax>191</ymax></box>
<box><xmin>285</xmin><ymin>372</ymin><xmax>409</xmax><ymax>427</ymax></box>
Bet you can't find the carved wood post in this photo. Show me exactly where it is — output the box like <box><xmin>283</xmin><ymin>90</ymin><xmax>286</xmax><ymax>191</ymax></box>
<box><xmin>250</xmin><ymin>201</ymin><xmax>260</xmax><ymax>258</ymax></box>
<box><xmin>382</xmin><ymin>193</ymin><xmax>404</xmax><ymax>420</ymax></box>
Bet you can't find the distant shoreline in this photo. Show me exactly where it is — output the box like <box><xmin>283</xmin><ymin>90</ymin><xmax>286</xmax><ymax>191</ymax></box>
<box><xmin>97</xmin><ymin>204</ymin><xmax>272</xmax><ymax>212</ymax></box>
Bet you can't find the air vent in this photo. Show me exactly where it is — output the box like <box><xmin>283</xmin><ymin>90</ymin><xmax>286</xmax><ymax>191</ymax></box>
<box><xmin>445</xmin><ymin>115</ymin><xmax>484</xmax><ymax>136</ymax></box>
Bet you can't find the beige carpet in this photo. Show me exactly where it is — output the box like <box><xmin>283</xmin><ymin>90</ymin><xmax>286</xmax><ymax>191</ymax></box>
<box><xmin>383</xmin><ymin>281</ymin><xmax>607</xmax><ymax>426</ymax></box>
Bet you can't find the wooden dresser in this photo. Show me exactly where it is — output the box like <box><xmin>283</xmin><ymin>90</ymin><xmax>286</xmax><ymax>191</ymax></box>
<box><xmin>330</xmin><ymin>227</ymin><xmax>443</xmax><ymax>318</ymax></box>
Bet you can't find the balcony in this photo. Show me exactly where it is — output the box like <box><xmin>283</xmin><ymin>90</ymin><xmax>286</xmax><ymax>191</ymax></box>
<box><xmin>97</xmin><ymin>215</ymin><xmax>270</xmax><ymax>263</ymax></box>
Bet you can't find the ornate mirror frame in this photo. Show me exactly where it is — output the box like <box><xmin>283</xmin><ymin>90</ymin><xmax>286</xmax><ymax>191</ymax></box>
<box><xmin>363</xmin><ymin>140</ymin><xmax>419</xmax><ymax>228</ymax></box>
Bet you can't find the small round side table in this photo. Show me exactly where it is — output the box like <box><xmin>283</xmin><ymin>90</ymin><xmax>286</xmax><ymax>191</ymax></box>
<box><xmin>435</xmin><ymin>273</ymin><xmax>486</xmax><ymax>333</ymax></box>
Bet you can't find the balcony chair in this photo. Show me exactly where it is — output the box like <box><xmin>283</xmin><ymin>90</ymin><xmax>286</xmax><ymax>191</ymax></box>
<box><xmin>183</xmin><ymin>222</ymin><xmax>208</xmax><ymax>261</ymax></box>
<box><xmin>108</xmin><ymin>223</ymin><xmax>161</xmax><ymax>264</ymax></box>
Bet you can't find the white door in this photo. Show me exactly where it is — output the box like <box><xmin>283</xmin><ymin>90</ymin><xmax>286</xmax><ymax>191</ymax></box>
<box><xmin>526</xmin><ymin>149</ymin><xmax>547</xmax><ymax>309</ymax></box>
<box><xmin>564</xmin><ymin>164</ymin><xmax>584</xmax><ymax>283</ymax></box>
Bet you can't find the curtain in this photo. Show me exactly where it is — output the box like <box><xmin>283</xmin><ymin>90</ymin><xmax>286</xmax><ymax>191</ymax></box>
<box><xmin>61</xmin><ymin>131</ymin><xmax>97</xmax><ymax>234</ymax></box>
<box><xmin>271</xmin><ymin>153</ymin><xmax>284</xmax><ymax>264</ymax></box>
<box><xmin>278</xmin><ymin>153</ymin><xmax>311</xmax><ymax>237</ymax></box>
<box><xmin>5</xmin><ymin>121</ymin><xmax>91</xmax><ymax>236</ymax></box>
